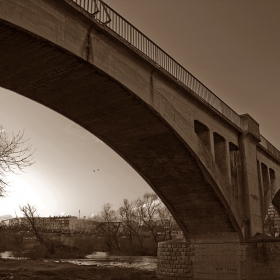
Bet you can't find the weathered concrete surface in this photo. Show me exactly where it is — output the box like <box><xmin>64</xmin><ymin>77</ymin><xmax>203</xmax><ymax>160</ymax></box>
<box><xmin>158</xmin><ymin>236</ymin><xmax>280</xmax><ymax>280</ymax></box>
<box><xmin>0</xmin><ymin>13</ymin><xmax>237</xmax><ymax>236</ymax></box>
<box><xmin>0</xmin><ymin>0</ymin><xmax>279</xmax><ymax>242</ymax></box>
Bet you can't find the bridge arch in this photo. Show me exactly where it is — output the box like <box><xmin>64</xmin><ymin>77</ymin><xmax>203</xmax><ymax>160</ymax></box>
<box><xmin>0</xmin><ymin>0</ymin><xmax>244</xmax><ymax>238</ymax></box>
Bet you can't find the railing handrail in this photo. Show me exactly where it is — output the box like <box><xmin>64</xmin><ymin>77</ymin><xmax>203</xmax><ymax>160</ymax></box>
<box><xmin>71</xmin><ymin>0</ymin><xmax>280</xmax><ymax>160</ymax></box>
<box><xmin>259</xmin><ymin>135</ymin><xmax>280</xmax><ymax>160</ymax></box>
<box><xmin>71</xmin><ymin>0</ymin><xmax>241</xmax><ymax>128</ymax></box>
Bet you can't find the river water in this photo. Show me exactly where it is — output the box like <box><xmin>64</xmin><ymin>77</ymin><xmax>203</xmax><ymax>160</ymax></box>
<box><xmin>63</xmin><ymin>252</ymin><xmax>157</xmax><ymax>271</ymax></box>
<box><xmin>0</xmin><ymin>251</ymin><xmax>13</xmax><ymax>258</ymax></box>
<box><xmin>0</xmin><ymin>251</ymin><xmax>157</xmax><ymax>271</ymax></box>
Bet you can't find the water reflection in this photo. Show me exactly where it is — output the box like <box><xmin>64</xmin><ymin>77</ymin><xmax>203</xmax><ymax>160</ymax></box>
<box><xmin>65</xmin><ymin>252</ymin><xmax>157</xmax><ymax>271</ymax></box>
<box><xmin>0</xmin><ymin>251</ymin><xmax>26</xmax><ymax>260</ymax></box>
<box><xmin>0</xmin><ymin>251</ymin><xmax>157</xmax><ymax>271</ymax></box>
<box><xmin>0</xmin><ymin>251</ymin><xmax>13</xmax><ymax>258</ymax></box>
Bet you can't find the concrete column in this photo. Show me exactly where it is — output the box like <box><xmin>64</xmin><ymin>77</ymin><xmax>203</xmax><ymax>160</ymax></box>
<box><xmin>229</xmin><ymin>142</ymin><xmax>241</xmax><ymax>198</ymax></box>
<box><xmin>257</xmin><ymin>160</ymin><xmax>265</xmax><ymax>219</ymax></box>
<box><xmin>226</xmin><ymin>140</ymin><xmax>232</xmax><ymax>185</ymax></box>
<box><xmin>209</xmin><ymin>129</ymin><xmax>215</xmax><ymax>157</ymax></box>
<box><xmin>239</xmin><ymin>114</ymin><xmax>262</xmax><ymax>237</ymax></box>
<box><xmin>263</xmin><ymin>164</ymin><xmax>272</xmax><ymax>217</ymax></box>
<box><xmin>269</xmin><ymin>168</ymin><xmax>276</xmax><ymax>198</ymax></box>
<box><xmin>157</xmin><ymin>233</ymin><xmax>240</xmax><ymax>280</ymax></box>
<box><xmin>158</xmin><ymin>237</ymin><xmax>280</xmax><ymax>280</ymax></box>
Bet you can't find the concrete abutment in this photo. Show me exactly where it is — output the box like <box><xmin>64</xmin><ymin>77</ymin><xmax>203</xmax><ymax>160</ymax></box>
<box><xmin>157</xmin><ymin>235</ymin><xmax>280</xmax><ymax>280</ymax></box>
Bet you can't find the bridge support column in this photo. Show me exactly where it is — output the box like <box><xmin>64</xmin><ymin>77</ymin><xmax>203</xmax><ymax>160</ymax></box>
<box><xmin>157</xmin><ymin>233</ymin><xmax>240</xmax><ymax>280</ymax></box>
<box><xmin>157</xmin><ymin>236</ymin><xmax>280</xmax><ymax>279</ymax></box>
<box><xmin>239</xmin><ymin>114</ymin><xmax>262</xmax><ymax>237</ymax></box>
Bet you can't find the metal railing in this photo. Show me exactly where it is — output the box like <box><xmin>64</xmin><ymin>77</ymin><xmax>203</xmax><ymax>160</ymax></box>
<box><xmin>71</xmin><ymin>0</ymin><xmax>280</xmax><ymax>160</ymax></box>
<box><xmin>71</xmin><ymin>0</ymin><xmax>241</xmax><ymax>128</ymax></box>
<box><xmin>260</xmin><ymin>135</ymin><xmax>280</xmax><ymax>160</ymax></box>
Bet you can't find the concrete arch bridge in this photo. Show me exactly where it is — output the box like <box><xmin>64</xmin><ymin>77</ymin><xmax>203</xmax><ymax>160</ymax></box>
<box><xmin>1</xmin><ymin>0</ymin><xmax>280</xmax><ymax>278</ymax></box>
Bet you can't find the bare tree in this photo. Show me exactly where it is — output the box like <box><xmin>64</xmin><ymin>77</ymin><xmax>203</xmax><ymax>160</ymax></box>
<box><xmin>19</xmin><ymin>203</ymin><xmax>45</xmax><ymax>246</ymax></box>
<box><xmin>96</xmin><ymin>203</ymin><xmax>122</xmax><ymax>252</ymax></box>
<box><xmin>135</xmin><ymin>193</ymin><xmax>162</xmax><ymax>244</ymax></box>
<box><xmin>118</xmin><ymin>199</ymin><xmax>143</xmax><ymax>253</ymax></box>
<box><xmin>264</xmin><ymin>213</ymin><xmax>280</xmax><ymax>237</ymax></box>
<box><xmin>0</xmin><ymin>129</ymin><xmax>34</xmax><ymax>196</ymax></box>
<box><xmin>157</xmin><ymin>203</ymin><xmax>178</xmax><ymax>240</ymax></box>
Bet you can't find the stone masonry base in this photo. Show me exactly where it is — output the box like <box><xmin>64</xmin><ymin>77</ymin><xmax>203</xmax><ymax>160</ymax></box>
<box><xmin>157</xmin><ymin>240</ymin><xmax>194</xmax><ymax>279</ymax></box>
<box><xmin>157</xmin><ymin>235</ymin><xmax>280</xmax><ymax>280</ymax></box>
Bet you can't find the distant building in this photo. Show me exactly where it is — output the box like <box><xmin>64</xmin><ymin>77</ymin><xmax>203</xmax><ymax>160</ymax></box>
<box><xmin>0</xmin><ymin>214</ymin><xmax>13</xmax><ymax>222</ymax></box>
<box><xmin>0</xmin><ymin>215</ymin><xmax>98</xmax><ymax>234</ymax></box>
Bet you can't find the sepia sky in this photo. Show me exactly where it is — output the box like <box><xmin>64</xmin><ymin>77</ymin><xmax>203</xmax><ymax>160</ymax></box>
<box><xmin>1</xmin><ymin>0</ymin><xmax>280</xmax><ymax>217</ymax></box>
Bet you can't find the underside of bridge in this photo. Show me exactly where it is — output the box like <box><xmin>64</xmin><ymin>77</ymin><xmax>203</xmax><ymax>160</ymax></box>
<box><xmin>0</xmin><ymin>19</ymin><xmax>237</xmax><ymax>235</ymax></box>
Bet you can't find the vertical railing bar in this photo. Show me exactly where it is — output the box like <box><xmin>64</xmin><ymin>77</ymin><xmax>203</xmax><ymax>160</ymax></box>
<box><xmin>121</xmin><ymin>18</ymin><xmax>124</xmax><ymax>38</ymax></box>
<box><xmin>169</xmin><ymin>57</ymin><xmax>171</xmax><ymax>74</ymax></box>
<box><xmin>117</xmin><ymin>14</ymin><xmax>119</xmax><ymax>35</ymax></box>
<box><xmin>168</xmin><ymin>57</ymin><xmax>171</xmax><ymax>73</ymax></box>
<box><xmin>124</xmin><ymin>20</ymin><xmax>126</xmax><ymax>39</ymax></box>
<box><xmin>102</xmin><ymin>5</ymin><xmax>105</xmax><ymax>23</ymax></box>
<box><xmin>132</xmin><ymin>24</ymin><xmax>134</xmax><ymax>45</ymax></box>
<box><xmin>126</xmin><ymin>22</ymin><xmax>128</xmax><ymax>41</ymax></box>
<box><xmin>100</xmin><ymin>3</ymin><xmax>103</xmax><ymax>22</ymax></box>
<box><xmin>119</xmin><ymin>17</ymin><xmax>121</xmax><ymax>37</ymax></box>
<box><xmin>140</xmin><ymin>31</ymin><xmax>142</xmax><ymax>51</ymax></box>
<box><xmin>138</xmin><ymin>33</ymin><xmax>141</xmax><ymax>50</ymax></box>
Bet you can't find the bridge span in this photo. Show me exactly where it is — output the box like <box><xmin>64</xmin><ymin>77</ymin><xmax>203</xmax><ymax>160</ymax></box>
<box><xmin>1</xmin><ymin>0</ymin><xmax>280</xmax><ymax>279</ymax></box>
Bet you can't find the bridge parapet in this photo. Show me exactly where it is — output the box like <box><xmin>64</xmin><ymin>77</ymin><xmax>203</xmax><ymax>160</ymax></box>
<box><xmin>259</xmin><ymin>135</ymin><xmax>280</xmax><ymax>161</ymax></box>
<box><xmin>67</xmin><ymin>0</ymin><xmax>242</xmax><ymax>129</ymax></box>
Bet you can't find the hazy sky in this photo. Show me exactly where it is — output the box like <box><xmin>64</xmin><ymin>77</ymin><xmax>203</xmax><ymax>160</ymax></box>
<box><xmin>1</xmin><ymin>0</ymin><xmax>280</xmax><ymax>217</ymax></box>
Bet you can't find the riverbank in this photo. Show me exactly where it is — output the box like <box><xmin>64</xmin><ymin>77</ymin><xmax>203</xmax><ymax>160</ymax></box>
<box><xmin>0</xmin><ymin>258</ymin><xmax>157</xmax><ymax>279</ymax></box>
